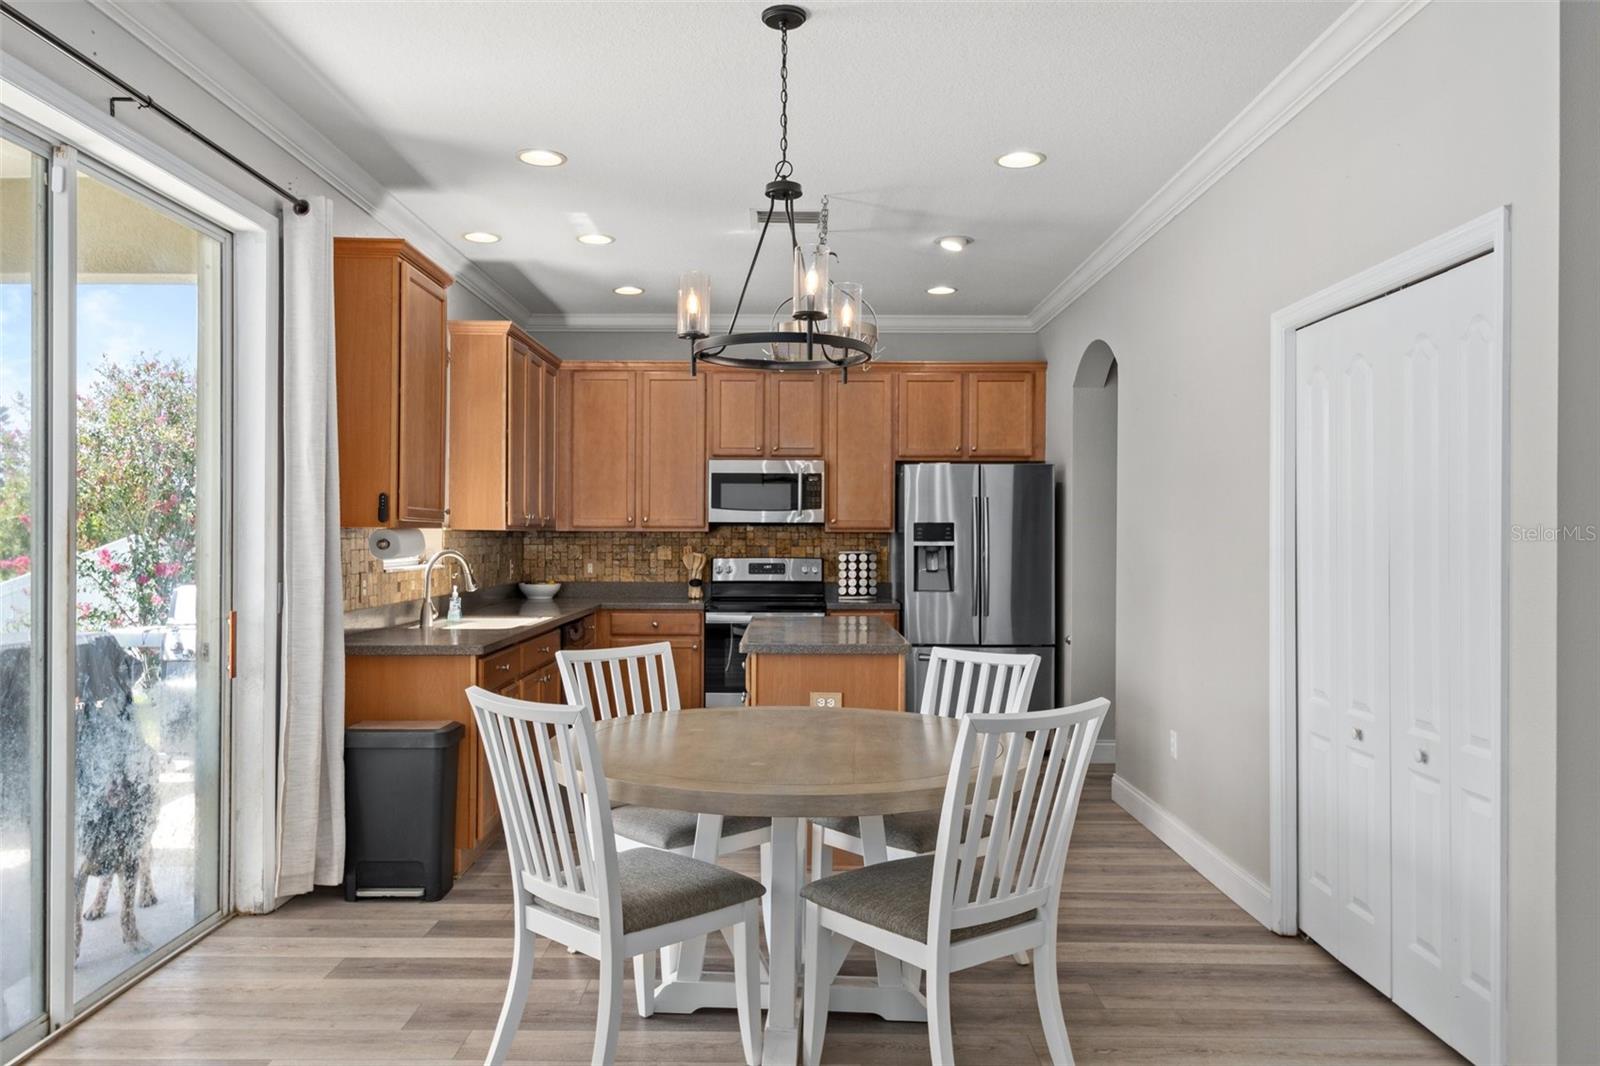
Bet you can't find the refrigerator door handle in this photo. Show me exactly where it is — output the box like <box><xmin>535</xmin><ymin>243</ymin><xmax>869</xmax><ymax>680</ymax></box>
<box><xmin>982</xmin><ymin>495</ymin><xmax>992</xmax><ymax>617</ymax></box>
<box><xmin>971</xmin><ymin>495</ymin><xmax>982</xmax><ymax>617</ymax></box>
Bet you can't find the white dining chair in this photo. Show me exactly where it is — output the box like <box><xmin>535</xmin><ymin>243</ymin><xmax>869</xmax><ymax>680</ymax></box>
<box><xmin>809</xmin><ymin>648</ymin><xmax>1039</xmax><ymax>872</ymax></box>
<box><xmin>800</xmin><ymin>698</ymin><xmax>1108</xmax><ymax>1066</ymax></box>
<box><xmin>468</xmin><ymin>685</ymin><xmax>764</xmax><ymax>1066</ymax></box>
<box><xmin>556</xmin><ymin>642</ymin><xmax>773</xmax><ymax>1013</ymax></box>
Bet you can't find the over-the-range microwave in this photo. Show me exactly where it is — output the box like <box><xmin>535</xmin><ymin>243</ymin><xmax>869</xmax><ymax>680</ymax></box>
<box><xmin>707</xmin><ymin>459</ymin><xmax>824</xmax><ymax>524</ymax></box>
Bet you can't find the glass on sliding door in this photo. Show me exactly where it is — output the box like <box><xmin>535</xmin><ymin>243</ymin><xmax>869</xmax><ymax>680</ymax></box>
<box><xmin>0</xmin><ymin>134</ymin><xmax>48</xmax><ymax>1047</ymax></box>
<box><xmin>70</xmin><ymin>169</ymin><xmax>223</xmax><ymax>1002</ymax></box>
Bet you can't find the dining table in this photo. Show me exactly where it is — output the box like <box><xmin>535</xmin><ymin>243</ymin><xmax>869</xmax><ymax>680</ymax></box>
<box><xmin>590</xmin><ymin>704</ymin><xmax>962</xmax><ymax>1065</ymax></box>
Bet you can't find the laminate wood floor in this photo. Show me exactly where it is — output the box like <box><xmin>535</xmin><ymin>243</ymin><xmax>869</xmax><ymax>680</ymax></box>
<box><xmin>29</xmin><ymin>768</ymin><xmax>1461</xmax><ymax>1065</ymax></box>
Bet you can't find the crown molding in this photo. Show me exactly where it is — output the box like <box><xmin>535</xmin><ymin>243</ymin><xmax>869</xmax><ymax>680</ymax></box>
<box><xmin>1026</xmin><ymin>0</ymin><xmax>1430</xmax><ymax>331</ymax></box>
<box><xmin>524</xmin><ymin>312</ymin><xmax>1038</xmax><ymax>334</ymax></box>
<box><xmin>87</xmin><ymin>0</ymin><xmax>536</xmax><ymax>324</ymax></box>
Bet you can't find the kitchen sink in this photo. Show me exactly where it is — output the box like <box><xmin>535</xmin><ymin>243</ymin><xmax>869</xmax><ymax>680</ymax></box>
<box><xmin>405</xmin><ymin>617</ymin><xmax>549</xmax><ymax>632</ymax></box>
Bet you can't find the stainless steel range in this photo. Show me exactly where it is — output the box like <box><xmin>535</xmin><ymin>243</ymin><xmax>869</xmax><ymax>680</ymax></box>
<box><xmin>703</xmin><ymin>556</ymin><xmax>825</xmax><ymax>706</ymax></box>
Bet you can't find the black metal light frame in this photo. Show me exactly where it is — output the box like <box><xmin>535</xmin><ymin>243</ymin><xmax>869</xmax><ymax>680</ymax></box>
<box><xmin>681</xmin><ymin>5</ymin><xmax>873</xmax><ymax>381</ymax></box>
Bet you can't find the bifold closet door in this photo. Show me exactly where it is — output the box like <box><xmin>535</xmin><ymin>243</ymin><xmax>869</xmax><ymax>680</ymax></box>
<box><xmin>1296</xmin><ymin>251</ymin><xmax>1501</xmax><ymax>1066</ymax></box>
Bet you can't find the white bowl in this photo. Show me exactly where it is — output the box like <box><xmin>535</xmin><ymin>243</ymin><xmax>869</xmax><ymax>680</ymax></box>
<box><xmin>519</xmin><ymin>582</ymin><xmax>562</xmax><ymax>600</ymax></box>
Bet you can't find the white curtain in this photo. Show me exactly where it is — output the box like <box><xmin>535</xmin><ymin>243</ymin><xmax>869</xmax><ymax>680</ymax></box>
<box><xmin>275</xmin><ymin>196</ymin><xmax>345</xmax><ymax>896</ymax></box>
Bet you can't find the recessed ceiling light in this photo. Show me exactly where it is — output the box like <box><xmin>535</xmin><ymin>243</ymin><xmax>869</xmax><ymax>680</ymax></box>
<box><xmin>462</xmin><ymin>231</ymin><xmax>500</xmax><ymax>244</ymax></box>
<box><xmin>995</xmin><ymin>150</ymin><xmax>1046</xmax><ymax>169</ymax></box>
<box><xmin>577</xmin><ymin>233</ymin><xmax>615</xmax><ymax>246</ymax></box>
<box><xmin>927</xmin><ymin>285</ymin><xmax>958</xmax><ymax>296</ymax></box>
<box><xmin>937</xmin><ymin>235</ymin><xmax>973</xmax><ymax>253</ymax></box>
<box><xmin>518</xmin><ymin>148</ymin><xmax>567</xmax><ymax>167</ymax></box>
<box><xmin>613</xmin><ymin>285</ymin><xmax>644</xmax><ymax>296</ymax></box>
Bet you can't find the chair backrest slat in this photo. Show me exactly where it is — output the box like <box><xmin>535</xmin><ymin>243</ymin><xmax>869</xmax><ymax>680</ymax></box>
<box><xmin>926</xmin><ymin>699</ymin><xmax>1109</xmax><ymax>943</ymax></box>
<box><xmin>557</xmin><ymin>642</ymin><xmax>681</xmax><ymax>721</ymax></box>
<box><xmin>916</xmin><ymin>647</ymin><xmax>1040</xmax><ymax>720</ymax></box>
<box><xmin>468</xmin><ymin>686</ymin><xmax>620</xmax><ymax>927</ymax></box>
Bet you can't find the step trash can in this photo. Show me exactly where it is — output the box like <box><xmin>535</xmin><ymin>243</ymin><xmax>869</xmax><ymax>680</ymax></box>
<box><xmin>344</xmin><ymin>720</ymin><xmax>464</xmax><ymax>901</ymax></box>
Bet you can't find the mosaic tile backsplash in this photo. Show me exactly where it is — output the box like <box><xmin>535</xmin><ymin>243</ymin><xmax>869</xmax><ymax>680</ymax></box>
<box><xmin>340</xmin><ymin>527</ymin><xmax>890</xmax><ymax>612</ymax></box>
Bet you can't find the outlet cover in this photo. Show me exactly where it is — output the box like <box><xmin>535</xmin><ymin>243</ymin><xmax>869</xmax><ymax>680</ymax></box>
<box><xmin>585</xmin><ymin>560</ymin><xmax>596</xmax><ymax>576</ymax></box>
<box><xmin>810</xmin><ymin>692</ymin><xmax>842</xmax><ymax>709</ymax></box>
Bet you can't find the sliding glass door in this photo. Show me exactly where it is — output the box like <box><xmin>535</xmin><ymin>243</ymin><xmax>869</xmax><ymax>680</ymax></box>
<box><xmin>0</xmin><ymin>123</ymin><xmax>229</xmax><ymax>1057</ymax></box>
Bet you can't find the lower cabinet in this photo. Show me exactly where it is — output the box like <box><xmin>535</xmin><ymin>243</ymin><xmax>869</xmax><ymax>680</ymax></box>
<box><xmin>598</xmin><ymin>608</ymin><xmax>704</xmax><ymax>707</ymax></box>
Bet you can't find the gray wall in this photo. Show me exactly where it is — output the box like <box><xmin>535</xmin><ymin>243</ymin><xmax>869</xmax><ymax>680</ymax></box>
<box><xmin>538</xmin><ymin>329</ymin><xmax>1042</xmax><ymax>362</ymax></box>
<box><xmin>1068</xmin><ymin>361</ymin><xmax>1117</xmax><ymax>740</ymax></box>
<box><xmin>1039</xmin><ymin>3</ymin><xmax>1560</xmax><ymax>1058</ymax></box>
<box><xmin>1557</xmin><ymin>2</ymin><xmax>1600</xmax><ymax>1060</ymax></box>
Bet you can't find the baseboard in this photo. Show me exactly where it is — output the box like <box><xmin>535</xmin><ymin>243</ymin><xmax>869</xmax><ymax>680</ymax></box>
<box><xmin>1110</xmin><ymin>773</ymin><xmax>1276</xmax><ymax>930</ymax></box>
<box><xmin>1092</xmin><ymin>739</ymin><xmax>1117</xmax><ymax>764</ymax></box>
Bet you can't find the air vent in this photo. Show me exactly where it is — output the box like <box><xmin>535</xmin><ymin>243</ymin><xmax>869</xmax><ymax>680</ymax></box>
<box><xmin>750</xmin><ymin>207</ymin><xmax>821</xmax><ymax>228</ymax></box>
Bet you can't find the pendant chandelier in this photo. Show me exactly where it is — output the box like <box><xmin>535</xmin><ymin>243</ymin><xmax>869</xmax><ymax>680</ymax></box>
<box><xmin>676</xmin><ymin>4</ymin><xmax>877</xmax><ymax>379</ymax></box>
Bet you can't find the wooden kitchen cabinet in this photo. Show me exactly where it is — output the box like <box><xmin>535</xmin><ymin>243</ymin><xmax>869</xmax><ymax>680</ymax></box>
<box><xmin>825</xmin><ymin>371</ymin><xmax>895</xmax><ymax>531</ymax></box>
<box><xmin>707</xmin><ymin>368</ymin><xmax>824</xmax><ymax>457</ymax></box>
<box><xmin>598</xmin><ymin>609</ymin><xmax>704</xmax><ymax>707</ymax></box>
<box><xmin>562</xmin><ymin>368</ymin><xmax>637</xmax><ymax>529</ymax></box>
<box><xmin>446</xmin><ymin>321</ymin><xmax>559</xmax><ymax>531</ymax></box>
<box><xmin>638</xmin><ymin>369</ymin><xmax>708</xmax><ymax>530</ymax></box>
<box><xmin>895</xmin><ymin>363</ymin><xmax>1045</xmax><ymax>461</ymax></box>
<box><xmin>334</xmin><ymin>238</ymin><xmax>453</xmax><ymax>527</ymax></box>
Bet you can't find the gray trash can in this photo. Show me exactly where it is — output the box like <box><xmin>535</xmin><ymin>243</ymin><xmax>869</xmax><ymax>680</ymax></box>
<box><xmin>344</xmin><ymin>720</ymin><xmax>464</xmax><ymax>901</ymax></box>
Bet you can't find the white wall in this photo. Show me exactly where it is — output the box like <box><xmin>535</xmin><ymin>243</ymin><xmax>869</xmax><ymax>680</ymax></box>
<box><xmin>1039</xmin><ymin>3</ymin><xmax>1560</xmax><ymax>1058</ymax></box>
<box><xmin>1068</xmin><ymin>363</ymin><xmax>1117</xmax><ymax>739</ymax></box>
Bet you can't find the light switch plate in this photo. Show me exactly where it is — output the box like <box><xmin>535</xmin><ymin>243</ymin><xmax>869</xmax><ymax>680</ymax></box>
<box><xmin>810</xmin><ymin>692</ymin><xmax>842</xmax><ymax>708</ymax></box>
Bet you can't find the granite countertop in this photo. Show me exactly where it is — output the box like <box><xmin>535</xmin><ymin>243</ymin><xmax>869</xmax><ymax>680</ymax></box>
<box><xmin>825</xmin><ymin>585</ymin><xmax>900</xmax><ymax>610</ymax></box>
<box><xmin>740</xmin><ymin>614</ymin><xmax>911</xmax><ymax>656</ymax></box>
<box><xmin>344</xmin><ymin>582</ymin><xmax>703</xmax><ymax>657</ymax></box>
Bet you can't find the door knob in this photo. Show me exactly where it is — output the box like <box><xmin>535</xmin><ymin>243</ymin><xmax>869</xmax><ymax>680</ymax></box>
<box><xmin>1352</xmin><ymin>727</ymin><xmax>1364</xmax><ymax>742</ymax></box>
<box><xmin>1416</xmin><ymin>749</ymin><xmax>1430</xmax><ymax>765</ymax></box>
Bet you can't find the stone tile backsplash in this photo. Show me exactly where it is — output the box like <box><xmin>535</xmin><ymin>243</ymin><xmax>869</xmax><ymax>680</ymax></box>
<box><xmin>340</xmin><ymin>527</ymin><xmax>890</xmax><ymax>612</ymax></box>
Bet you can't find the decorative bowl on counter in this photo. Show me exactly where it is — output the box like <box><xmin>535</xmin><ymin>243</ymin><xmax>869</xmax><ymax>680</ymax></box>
<box><xmin>518</xmin><ymin>582</ymin><xmax>562</xmax><ymax>600</ymax></box>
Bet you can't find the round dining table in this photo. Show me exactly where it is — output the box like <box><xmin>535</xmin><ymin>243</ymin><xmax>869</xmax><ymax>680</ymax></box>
<box><xmin>592</xmin><ymin>705</ymin><xmax>961</xmax><ymax>1065</ymax></box>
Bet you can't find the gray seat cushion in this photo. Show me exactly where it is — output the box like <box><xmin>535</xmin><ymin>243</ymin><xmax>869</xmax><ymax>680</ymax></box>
<box><xmin>611</xmin><ymin>806</ymin><xmax>770</xmax><ymax>850</ymax></box>
<box><xmin>799</xmin><ymin>853</ymin><xmax>1036</xmax><ymax>943</ymax></box>
<box><xmin>812</xmin><ymin>809</ymin><xmax>989</xmax><ymax>854</ymax></box>
<box><xmin>533</xmin><ymin>847</ymin><xmax>765</xmax><ymax>934</ymax></box>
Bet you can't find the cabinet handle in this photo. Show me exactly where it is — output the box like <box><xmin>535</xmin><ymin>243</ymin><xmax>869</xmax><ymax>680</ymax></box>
<box><xmin>1352</xmin><ymin>727</ymin><xmax>1364</xmax><ymax>742</ymax></box>
<box><xmin>495</xmin><ymin>662</ymin><xmax>511</xmax><ymax>672</ymax></box>
<box><xmin>1416</xmin><ymin>749</ymin><xmax>1430</xmax><ymax>765</ymax></box>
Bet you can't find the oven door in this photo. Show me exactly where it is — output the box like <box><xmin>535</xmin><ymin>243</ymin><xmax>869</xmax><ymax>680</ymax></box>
<box><xmin>703</xmin><ymin>612</ymin><xmax>753</xmax><ymax>706</ymax></box>
<box><xmin>707</xmin><ymin>459</ymin><xmax>824</xmax><ymax>524</ymax></box>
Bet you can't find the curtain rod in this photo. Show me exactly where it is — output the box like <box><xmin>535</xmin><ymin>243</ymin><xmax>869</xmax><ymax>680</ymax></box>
<box><xmin>1</xmin><ymin>0</ymin><xmax>311</xmax><ymax>215</ymax></box>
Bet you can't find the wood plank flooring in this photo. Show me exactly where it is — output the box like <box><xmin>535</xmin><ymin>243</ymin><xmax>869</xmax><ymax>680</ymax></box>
<box><xmin>29</xmin><ymin>768</ymin><xmax>1460</xmax><ymax>1065</ymax></box>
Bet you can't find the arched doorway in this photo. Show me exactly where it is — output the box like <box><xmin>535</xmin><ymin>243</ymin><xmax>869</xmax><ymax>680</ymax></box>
<box><xmin>1070</xmin><ymin>340</ymin><xmax>1117</xmax><ymax>760</ymax></box>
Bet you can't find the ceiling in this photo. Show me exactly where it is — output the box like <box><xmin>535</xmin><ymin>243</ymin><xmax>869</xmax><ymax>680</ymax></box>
<box><xmin>163</xmin><ymin>1</ymin><xmax>1346</xmax><ymax>326</ymax></box>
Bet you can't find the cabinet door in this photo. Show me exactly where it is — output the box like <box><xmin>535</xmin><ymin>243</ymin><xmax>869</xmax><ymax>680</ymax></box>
<box><xmin>638</xmin><ymin>370</ymin><xmax>707</xmax><ymax>530</ymax></box>
<box><xmin>967</xmin><ymin>369</ymin><xmax>1039</xmax><ymax>458</ymax></box>
<box><xmin>825</xmin><ymin>372</ymin><xmax>894</xmax><ymax>531</ymax></box>
<box><xmin>539</xmin><ymin>362</ymin><xmax>557</xmax><ymax>527</ymax></box>
<box><xmin>707</xmin><ymin>370</ymin><xmax>766</xmax><ymax>456</ymax></box>
<box><xmin>673</xmin><ymin>636</ymin><xmax>703</xmax><ymax>708</ymax></box>
<box><xmin>567</xmin><ymin>370</ymin><xmax>637</xmax><ymax>528</ymax></box>
<box><xmin>896</xmin><ymin>370</ymin><xmax>965</xmax><ymax>459</ymax></box>
<box><xmin>766</xmin><ymin>372</ymin><xmax>825</xmax><ymax>456</ymax></box>
<box><xmin>396</xmin><ymin>262</ymin><xmax>451</xmax><ymax>525</ymax></box>
<box><xmin>506</xmin><ymin>343</ymin><xmax>532</xmax><ymax>529</ymax></box>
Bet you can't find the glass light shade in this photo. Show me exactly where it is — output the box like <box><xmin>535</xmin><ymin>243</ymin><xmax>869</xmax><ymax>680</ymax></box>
<box><xmin>677</xmin><ymin>271</ymin><xmax>711</xmax><ymax>338</ymax></box>
<box><xmin>792</xmin><ymin>243</ymin><xmax>829</xmax><ymax>320</ymax></box>
<box><xmin>831</xmin><ymin>282</ymin><xmax>864</xmax><ymax>339</ymax></box>
<box><xmin>772</xmin><ymin>319</ymin><xmax>807</xmax><ymax>361</ymax></box>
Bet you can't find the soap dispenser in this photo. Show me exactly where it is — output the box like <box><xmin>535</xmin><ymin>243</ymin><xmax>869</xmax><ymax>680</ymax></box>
<box><xmin>446</xmin><ymin>583</ymin><xmax>463</xmax><ymax>625</ymax></box>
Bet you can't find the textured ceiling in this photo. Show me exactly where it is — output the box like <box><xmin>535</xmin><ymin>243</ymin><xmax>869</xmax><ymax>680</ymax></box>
<box><xmin>168</xmin><ymin>0</ymin><xmax>1346</xmax><ymax>322</ymax></box>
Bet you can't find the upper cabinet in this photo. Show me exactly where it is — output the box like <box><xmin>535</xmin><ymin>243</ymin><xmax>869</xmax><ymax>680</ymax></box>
<box><xmin>707</xmin><ymin>369</ymin><xmax>824</xmax><ymax>457</ymax></box>
<box><xmin>446</xmin><ymin>321</ymin><xmax>560</xmax><ymax>531</ymax></box>
<box><xmin>825</xmin><ymin>371</ymin><xmax>895</xmax><ymax>532</ymax></box>
<box><xmin>334</xmin><ymin>238</ymin><xmax>453</xmax><ymax>528</ymax></box>
<box><xmin>558</xmin><ymin>363</ymin><xmax>707</xmax><ymax>531</ymax></box>
<box><xmin>895</xmin><ymin>363</ymin><xmax>1045</xmax><ymax>461</ymax></box>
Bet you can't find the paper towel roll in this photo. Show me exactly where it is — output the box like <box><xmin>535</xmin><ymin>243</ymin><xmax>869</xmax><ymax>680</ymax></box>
<box><xmin>367</xmin><ymin>527</ymin><xmax>426</xmax><ymax>565</ymax></box>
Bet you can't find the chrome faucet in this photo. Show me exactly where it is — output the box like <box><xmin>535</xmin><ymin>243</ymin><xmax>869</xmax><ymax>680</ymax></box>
<box><xmin>419</xmin><ymin>549</ymin><xmax>480</xmax><ymax>629</ymax></box>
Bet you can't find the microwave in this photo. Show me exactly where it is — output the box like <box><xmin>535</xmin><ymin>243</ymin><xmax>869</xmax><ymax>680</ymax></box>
<box><xmin>707</xmin><ymin>459</ymin><xmax>824</xmax><ymax>524</ymax></box>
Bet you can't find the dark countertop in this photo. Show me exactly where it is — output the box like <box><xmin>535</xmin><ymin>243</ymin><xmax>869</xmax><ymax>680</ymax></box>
<box><xmin>826</xmin><ymin>586</ymin><xmax>900</xmax><ymax>610</ymax></box>
<box><xmin>344</xmin><ymin>583</ymin><xmax>703</xmax><ymax>657</ymax></box>
<box><xmin>740</xmin><ymin>614</ymin><xmax>911</xmax><ymax>656</ymax></box>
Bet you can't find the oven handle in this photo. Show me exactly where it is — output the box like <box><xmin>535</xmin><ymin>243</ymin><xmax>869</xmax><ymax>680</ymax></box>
<box><xmin>707</xmin><ymin>612</ymin><xmax>756</xmax><ymax>625</ymax></box>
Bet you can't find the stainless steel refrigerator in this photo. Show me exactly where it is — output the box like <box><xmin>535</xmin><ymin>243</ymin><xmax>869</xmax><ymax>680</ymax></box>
<box><xmin>896</xmin><ymin>463</ymin><xmax>1056</xmax><ymax>711</ymax></box>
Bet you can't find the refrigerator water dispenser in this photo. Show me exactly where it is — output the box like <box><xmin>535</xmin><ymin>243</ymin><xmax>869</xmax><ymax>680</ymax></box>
<box><xmin>911</xmin><ymin>522</ymin><xmax>956</xmax><ymax>592</ymax></box>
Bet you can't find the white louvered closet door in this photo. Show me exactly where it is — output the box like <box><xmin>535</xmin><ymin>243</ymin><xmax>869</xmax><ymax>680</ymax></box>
<box><xmin>1295</xmin><ymin>252</ymin><xmax>1501</xmax><ymax>1066</ymax></box>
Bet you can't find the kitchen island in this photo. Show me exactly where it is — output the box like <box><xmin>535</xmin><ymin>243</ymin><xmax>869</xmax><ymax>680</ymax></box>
<box><xmin>741</xmin><ymin>614</ymin><xmax>910</xmax><ymax>711</ymax></box>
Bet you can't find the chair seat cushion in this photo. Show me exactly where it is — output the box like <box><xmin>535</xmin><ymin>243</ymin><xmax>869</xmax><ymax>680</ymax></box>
<box><xmin>812</xmin><ymin>810</ymin><xmax>988</xmax><ymax>855</ymax></box>
<box><xmin>799</xmin><ymin>854</ymin><xmax>1036</xmax><ymax>943</ymax></box>
<box><xmin>533</xmin><ymin>848</ymin><xmax>765</xmax><ymax>934</ymax></box>
<box><xmin>611</xmin><ymin>806</ymin><xmax>770</xmax><ymax>850</ymax></box>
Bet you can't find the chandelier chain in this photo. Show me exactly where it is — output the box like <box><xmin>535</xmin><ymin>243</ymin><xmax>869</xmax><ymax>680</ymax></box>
<box><xmin>774</xmin><ymin>26</ymin><xmax>792</xmax><ymax>179</ymax></box>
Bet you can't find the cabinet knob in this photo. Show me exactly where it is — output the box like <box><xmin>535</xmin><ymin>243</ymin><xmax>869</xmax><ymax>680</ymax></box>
<box><xmin>1352</xmin><ymin>727</ymin><xmax>1364</xmax><ymax>742</ymax></box>
<box><xmin>1416</xmin><ymin>749</ymin><xmax>1430</xmax><ymax>765</ymax></box>
<box><xmin>627</xmin><ymin>515</ymin><xmax>633</xmax><ymax>523</ymax></box>
<box><xmin>651</xmin><ymin>620</ymin><xmax>659</xmax><ymax>628</ymax></box>
<box><xmin>495</xmin><ymin>662</ymin><xmax>511</xmax><ymax>672</ymax></box>
<box><xmin>691</xmin><ymin>642</ymin><xmax>698</xmax><ymax>651</ymax></box>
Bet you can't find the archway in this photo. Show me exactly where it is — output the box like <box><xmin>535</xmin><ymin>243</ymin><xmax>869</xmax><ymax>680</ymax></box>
<box><xmin>1070</xmin><ymin>340</ymin><xmax>1117</xmax><ymax>760</ymax></box>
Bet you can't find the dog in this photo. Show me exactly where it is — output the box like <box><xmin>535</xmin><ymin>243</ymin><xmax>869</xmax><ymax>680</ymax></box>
<box><xmin>73</xmin><ymin>635</ymin><xmax>160</xmax><ymax>957</ymax></box>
